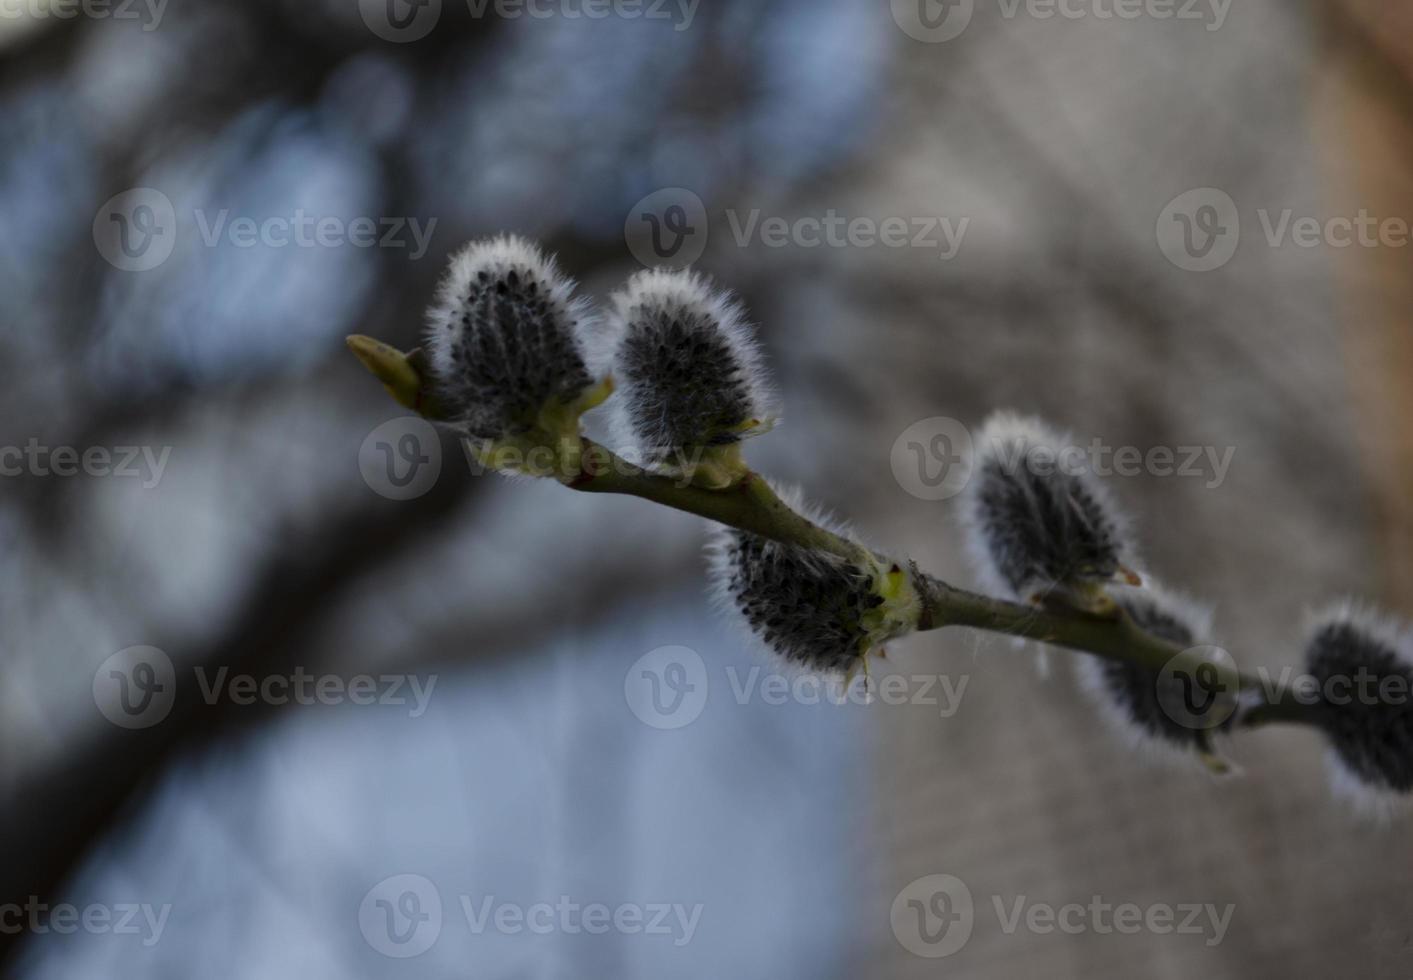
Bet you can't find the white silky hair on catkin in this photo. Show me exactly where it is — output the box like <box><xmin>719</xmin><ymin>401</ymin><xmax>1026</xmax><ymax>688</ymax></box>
<box><xmin>1074</xmin><ymin>581</ymin><xmax>1223</xmax><ymax>766</ymax></box>
<box><xmin>706</xmin><ymin>482</ymin><xmax>879</xmax><ymax>677</ymax></box>
<box><xmin>597</xmin><ymin>267</ymin><xmax>778</xmax><ymax>468</ymax></box>
<box><xmin>960</xmin><ymin>411</ymin><xmax>1136</xmax><ymax>605</ymax></box>
<box><xmin>962</xmin><ymin>411</ymin><xmax>1138</xmax><ymax>677</ymax></box>
<box><xmin>1303</xmin><ymin>600</ymin><xmax>1413</xmax><ymax>817</ymax></box>
<box><xmin>423</xmin><ymin>235</ymin><xmax>596</xmax><ymax>439</ymax></box>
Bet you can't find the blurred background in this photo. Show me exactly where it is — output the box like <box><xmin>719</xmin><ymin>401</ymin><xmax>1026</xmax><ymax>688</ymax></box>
<box><xmin>2</xmin><ymin>0</ymin><xmax>1411</xmax><ymax>976</ymax></box>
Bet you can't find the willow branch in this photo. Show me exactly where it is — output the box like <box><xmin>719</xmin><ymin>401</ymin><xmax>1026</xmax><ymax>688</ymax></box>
<box><xmin>565</xmin><ymin>439</ymin><xmax>1322</xmax><ymax>732</ymax></box>
<box><xmin>345</xmin><ymin>330</ymin><xmax>1323</xmax><ymax>735</ymax></box>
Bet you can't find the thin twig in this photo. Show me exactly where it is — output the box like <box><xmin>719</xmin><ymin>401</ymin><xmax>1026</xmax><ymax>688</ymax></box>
<box><xmin>566</xmin><ymin>439</ymin><xmax>1323</xmax><ymax>732</ymax></box>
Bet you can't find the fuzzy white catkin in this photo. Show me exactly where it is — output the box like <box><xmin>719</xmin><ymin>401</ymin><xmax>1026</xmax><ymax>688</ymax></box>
<box><xmin>960</xmin><ymin>412</ymin><xmax>1134</xmax><ymax>604</ymax></box>
<box><xmin>597</xmin><ymin>268</ymin><xmax>776</xmax><ymax>469</ymax></box>
<box><xmin>424</xmin><ymin>235</ymin><xmax>595</xmax><ymax>439</ymax></box>
<box><xmin>1303</xmin><ymin>602</ymin><xmax>1413</xmax><ymax>815</ymax></box>
<box><xmin>1074</xmin><ymin>584</ymin><xmax>1228</xmax><ymax>758</ymax></box>
<box><xmin>707</xmin><ymin>485</ymin><xmax>883</xmax><ymax>676</ymax></box>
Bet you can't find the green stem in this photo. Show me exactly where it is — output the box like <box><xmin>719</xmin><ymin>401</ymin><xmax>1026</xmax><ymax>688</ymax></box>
<box><xmin>567</xmin><ymin>439</ymin><xmax>1324</xmax><ymax>733</ymax></box>
<box><xmin>568</xmin><ymin>441</ymin><xmax>869</xmax><ymax>564</ymax></box>
<box><xmin>343</xmin><ymin>341</ymin><xmax>1325</xmax><ymax>737</ymax></box>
